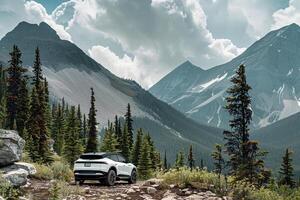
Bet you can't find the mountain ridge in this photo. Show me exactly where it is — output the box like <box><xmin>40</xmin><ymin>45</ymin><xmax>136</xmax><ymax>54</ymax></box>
<box><xmin>150</xmin><ymin>23</ymin><xmax>300</xmax><ymax>129</ymax></box>
<box><xmin>0</xmin><ymin>21</ymin><xmax>223</xmax><ymax>165</ymax></box>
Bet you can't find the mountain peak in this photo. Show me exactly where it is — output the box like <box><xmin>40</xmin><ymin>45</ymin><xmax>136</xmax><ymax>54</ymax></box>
<box><xmin>176</xmin><ymin>60</ymin><xmax>204</xmax><ymax>72</ymax></box>
<box><xmin>4</xmin><ymin>21</ymin><xmax>60</xmax><ymax>41</ymax></box>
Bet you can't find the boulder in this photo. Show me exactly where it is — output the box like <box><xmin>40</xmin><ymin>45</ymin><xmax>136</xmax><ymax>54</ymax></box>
<box><xmin>0</xmin><ymin>129</ymin><xmax>25</xmax><ymax>166</ymax></box>
<box><xmin>2</xmin><ymin>168</ymin><xmax>28</xmax><ymax>187</ymax></box>
<box><xmin>1</xmin><ymin>162</ymin><xmax>36</xmax><ymax>175</ymax></box>
<box><xmin>147</xmin><ymin>186</ymin><xmax>157</xmax><ymax>194</ymax></box>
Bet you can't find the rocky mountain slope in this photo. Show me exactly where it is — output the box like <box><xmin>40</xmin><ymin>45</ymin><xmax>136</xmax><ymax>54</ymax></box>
<box><xmin>253</xmin><ymin>112</ymin><xmax>300</xmax><ymax>175</ymax></box>
<box><xmin>150</xmin><ymin>23</ymin><xmax>300</xmax><ymax>130</ymax></box>
<box><xmin>0</xmin><ymin>21</ymin><xmax>223</xmax><ymax>164</ymax></box>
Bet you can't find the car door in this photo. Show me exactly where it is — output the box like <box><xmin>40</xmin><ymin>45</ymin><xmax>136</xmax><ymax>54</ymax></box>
<box><xmin>108</xmin><ymin>154</ymin><xmax>123</xmax><ymax>175</ymax></box>
<box><xmin>117</xmin><ymin>154</ymin><xmax>131</xmax><ymax>176</ymax></box>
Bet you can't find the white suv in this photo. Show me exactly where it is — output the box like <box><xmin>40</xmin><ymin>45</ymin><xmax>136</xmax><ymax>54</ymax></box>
<box><xmin>74</xmin><ymin>152</ymin><xmax>137</xmax><ymax>186</ymax></box>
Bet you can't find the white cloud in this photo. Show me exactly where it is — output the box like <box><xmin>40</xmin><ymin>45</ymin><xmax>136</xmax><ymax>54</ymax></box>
<box><xmin>0</xmin><ymin>0</ymin><xmax>71</xmax><ymax>41</ymax></box>
<box><xmin>51</xmin><ymin>0</ymin><xmax>244</xmax><ymax>88</ymax></box>
<box><xmin>272</xmin><ymin>0</ymin><xmax>300</xmax><ymax>29</ymax></box>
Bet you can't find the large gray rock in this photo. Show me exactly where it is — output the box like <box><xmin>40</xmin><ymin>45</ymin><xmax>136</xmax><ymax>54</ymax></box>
<box><xmin>2</xmin><ymin>168</ymin><xmax>28</xmax><ymax>187</ymax></box>
<box><xmin>0</xmin><ymin>129</ymin><xmax>25</xmax><ymax>166</ymax></box>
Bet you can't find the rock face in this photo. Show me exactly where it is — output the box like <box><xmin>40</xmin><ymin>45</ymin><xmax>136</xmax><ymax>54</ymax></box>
<box><xmin>2</xmin><ymin>168</ymin><xmax>28</xmax><ymax>187</ymax></box>
<box><xmin>0</xmin><ymin>130</ymin><xmax>36</xmax><ymax>187</ymax></box>
<box><xmin>0</xmin><ymin>129</ymin><xmax>25</xmax><ymax>166</ymax></box>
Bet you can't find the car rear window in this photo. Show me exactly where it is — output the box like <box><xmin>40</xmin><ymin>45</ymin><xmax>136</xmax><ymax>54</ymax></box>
<box><xmin>79</xmin><ymin>154</ymin><xmax>104</xmax><ymax>160</ymax></box>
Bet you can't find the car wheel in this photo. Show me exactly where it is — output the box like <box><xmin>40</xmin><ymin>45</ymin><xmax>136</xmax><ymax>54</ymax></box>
<box><xmin>106</xmin><ymin>169</ymin><xmax>116</xmax><ymax>186</ymax></box>
<box><xmin>128</xmin><ymin>169</ymin><xmax>137</xmax><ymax>184</ymax></box>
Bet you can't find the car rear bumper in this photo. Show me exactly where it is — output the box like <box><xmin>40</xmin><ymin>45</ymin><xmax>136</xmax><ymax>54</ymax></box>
<box><xmin>74</xmin><ymin>170</ymin><xmax>107</xmax><ymax>180</ymax></box>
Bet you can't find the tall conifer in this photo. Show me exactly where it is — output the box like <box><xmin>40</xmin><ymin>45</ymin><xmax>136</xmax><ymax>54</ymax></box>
<box><xmin>85</xmin><ymin>88</ymin><xmax>98</xmax><ymax>152</ymax></box>
<box><xmin>279</xmin><ymin>149</ymin><xmax>295</xmax><ymax>187</ymax></box>
<box><xmin>125</xmin><ymin>103</ymin><xmax>133</xmax><ymax>149</ymax></box>
<box><xmin>131</xmin><ymin>128</ymin><xmax>143</xmax><ymax>166</ymax></box>
<box><xmin>63</xmin><ymin>106</ymin><xmax>82</xmax><ymax>166</ymax></box>
<box><xmin>224</xmin><ymin>64</ymin><xmax>267</xmax><ymax>185</ymax></box>
<box><xmin>6</xmin><ymin>45</ymin><xmax>27</xmax><ymax>129</ymax></box>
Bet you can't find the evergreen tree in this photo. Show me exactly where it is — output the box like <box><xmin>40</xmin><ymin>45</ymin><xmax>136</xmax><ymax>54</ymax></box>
<box><xmin>188</xmin><ymin>145</ymin><xmax>195</xmax><ymax>170</ymax></box>
<box><xmin>131</xmin><ymin>128</ymin><xmax>143</xmax><ymax>166</ymax></box>
<box><xmin>63</xmin><ymin>106</ymin><xmax>82</xmax><ymax>166</ymax></box>
<box><xmin>26</xmin><ymin>87</ymin><xmax>40</xmax><ymax>162</ymax></box>
<box><xmin>52</xmin><ymin>103</ymin><xmax>65</xmax><ymax>155</ymax></box>
<box><xmin>76</xmin><ymin>105</ymin><xmax>83</xmax><ymax>144</ymax></box>
<box><xmin>175</xmin><ymin>150</ymin><xmax>185</xmax><ymax>168</ymax></box>
<box><xmin>138</xmin><ymin>135</ymin><xmax>152</xmax><ymax>179</ymax></box>
<box><xmin>100</xmin><ymin>121</ymin><xmax>119</xmax><ymax>152</ymax></box>
<box><xmin>27</xmin><ymin>47</ymin><xmax>53</xmax><ymax>164</ymax></box>
<box><xmin>279</xmin><ymin>149</ymin><xmax>295</xmax><ymax>187</ymax></box>
<box><xmin>125</xmin><ymin>103</ymin><xmax>133</xmax><ymax>149</ymax></box>
<box><xmin>224</xmin><ymin>64</ymin><xmax>267</xmax><ymax>185</ymax></box>
<box><xmin>211</xmin><ymin>144</ymin><xmax>225</xmax><ymax>179</ymax></box>
<box><xmin>0</xmin><ymin>65</ymin><xmax>7</xmax><ymax>128</ymax></box>
<box><xmin>82</xmin><ymin>114</ymin><xmax>87</xmax><ymax>146</ymax></box>
<box><xmin>121</xmin><ymin>124</ymin><xmax>130</xmax><ymax>161</ymax></box>
<box><xmin>32</xmin><ymin>47</ymin><xmax>43</xmax><ymax>89</ymax></box>
<box><xmin>44</xmin><ymin>78</ymin><xmax>52</xmax><ymax>130</ymax></box>
<box><xmin>114</xmin><ymin>115</ymin><xmax>122</xmax><ymax>150</ymax></box>
<box><xmin>16</xmin><ymin>77</ymin><xmax>29</xmax><ymax>138</ymax></box>
<box><xmin>85</xmin><ymin>88</ymin><xmax>98</xmax><ymax>153</ymax></box>
<box><xmin>6</xmin><ymin>45</ymin><xmax>27</xmax><ymax>129</ymax></box>
<box><xmin>163</xmin><ymin>150</ymin><xmax>168</xmax><ymax>170</ymax></box>
<box><xmin>146</xmin><ymin>133</ymin><xmax>157</xmax><ymax>170</ymax></box>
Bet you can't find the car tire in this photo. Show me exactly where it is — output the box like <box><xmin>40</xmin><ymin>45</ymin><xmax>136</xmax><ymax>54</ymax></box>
<box><xmin>128</xmin><ymin>169</ymin><xmax>137</xmax><ymax>184</ymax></box>
<box><xmin>105</xmin><ymin>169</ymin><xmax>116</xmax><ymax>186</ymax></box>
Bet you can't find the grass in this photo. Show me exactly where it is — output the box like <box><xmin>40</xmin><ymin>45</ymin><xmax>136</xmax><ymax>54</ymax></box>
<box><xmin>158</xmin><ymin>167</ymin><xmax>300</xmax><ymax>200</ymax></box>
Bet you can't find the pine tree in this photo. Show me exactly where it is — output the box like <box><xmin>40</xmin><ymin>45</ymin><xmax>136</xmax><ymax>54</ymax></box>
<box><xmin>85</xmin><ymin>88</ymin><xmax>98</xmax><ymax>153</ymax></box>
<box><xmin>32</xmin><ymin>47</ymin><xmax>43</xmax><ymax>89</ymax></box>
<box><xmin>138</xmin><ymin>135</ymin><xmax>152</xmax><ymax>179</ymax></box>
<box><xmin>0</xmin><ymin>65</ymin><xmax>7</xmax><ymax>128</ymax></box>
<box><xmin>16</xmin><ymin>77</ymin><xmax>29</xmax><ymax>138</ymax></box>
<box><xmin>63</xmin><ymin>106</ymin><xmax>82</xmax><ymax>166</ymax></box>
<box><xmin>131</xmin><ymin>128</ymin><xmax>143</xmax><ymax>166</ymax></box>
<box><xmin>76</xmin><ymin>105</ymin><xmax>84</xmax><ymax>144</ymax></box>
<box><xmin>44</xmin><ymin>78</ymin><xmax>52</xmax><ymax>130</ymax></box>
<box><xmin>125</xmin><ymin>103</ymin><xmax>133</xmax><ymax>149</ymax></box>
<box><xmin>26</xmin><ymin>87</ymin><xmax>40</xmax><ymax>162</ymax></box>
<box><xmin>121</xmin><ymin>124</ymin><xmax>130</xmax><ymax>161</ymax></box>
<box><xmin>52</xmin><ymin>103</ymin><xmax>65</xmax><ymax>155</ymax></box>
<box><xmin>146</xmin><ymin>133</ymin><xmax>157</xmax><ymax>170</ymax></box>
<box><xmin>114</xmin><ymin>115</ymin><xmax>122</xmax><ymax>150</ymax></box>
<box><xmin>211</xmin><ymin>144</ymin><xmax>225</xmax><ymax>179</ymax></box>
<box><xmin>224</xmin><ymin>64</ymin><xmax>267</xmax><ymax>185</ymax></box>
<box><xmin>175</xmin><ymin>150</ymin><xmax>185</xmax><ymax>168</ymax></box>
<box><xmin>279</xmin><ymin>149</ymin><xmax>295</xmax><ymax>187</ymax></box>
<box><xmin>163</xmin><ymin>150</ymin><xmax>168</xmax><ymax>170</ymax></box>
<box><xmin>6</xmin><ymin>45</ymin><xmax>27</xmax><ymax>129</ymax></box>
<box><xmin>188</xmin><ymin>145</ymin><xmax>195</xmax><ymax>170</ymax></box>
<box><xmin>100</xmin><ymin>121</ymin><xmax>119</xmax><ymax>152</ymax></box>
<box><xmin>82</xmin><ymin>114</ymin><xmax>87</xmax><ymax>146</ymax></box>
<box><xmin>27</xmin><ymin>47</ymin><xmax>53</xmax><ymax>164</ymax></box>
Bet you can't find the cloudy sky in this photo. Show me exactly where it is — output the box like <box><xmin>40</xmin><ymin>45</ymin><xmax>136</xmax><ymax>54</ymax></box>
<box><xmin>0</xmin><ymin>0</ymin><xmax>299</xmax><ymax>88</ymax></box>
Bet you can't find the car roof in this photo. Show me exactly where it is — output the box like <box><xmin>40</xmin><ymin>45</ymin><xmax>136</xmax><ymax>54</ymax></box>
<box><xmin>81</xmin><ymin>152</ymin><xmax>122</xmax><ymax>157</ymax></box>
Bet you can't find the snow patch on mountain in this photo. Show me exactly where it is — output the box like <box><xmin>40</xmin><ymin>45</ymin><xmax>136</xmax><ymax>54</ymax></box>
<box><xmin>189</xmin><ymin>73</ymin><xmax>227</xmax><ymax>93</ymax></box>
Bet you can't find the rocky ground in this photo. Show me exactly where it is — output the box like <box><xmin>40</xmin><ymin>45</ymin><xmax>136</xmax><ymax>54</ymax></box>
<box><xmin>22</xmin><ymin>178</ymin><xmax>231</xmax><ymax>200</ymax></box>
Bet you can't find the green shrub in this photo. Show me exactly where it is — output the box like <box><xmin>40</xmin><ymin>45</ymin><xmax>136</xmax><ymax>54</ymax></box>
<box><xmin>32</xmin><ymin>164</ymin><xmax>54</xmax><ymax>180</ymax></box>
<box><xmin>159</xmin><ymin>167</ymin><xmax>228</xmax><ymax>195</ymax></box>
<box><xmin>48</xmin><ymin>180</ymin><xmax>84</xmax><ymax>199</ymax></box>
<box><xmin>0</xmin><ymin>174</ymin><xmax>21</xmax><ymax>199</ymax></box>
<box><xmin>50</xmin><ymin>161</ymin><xmax>73</xmax><ymax>182</ymax></box>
